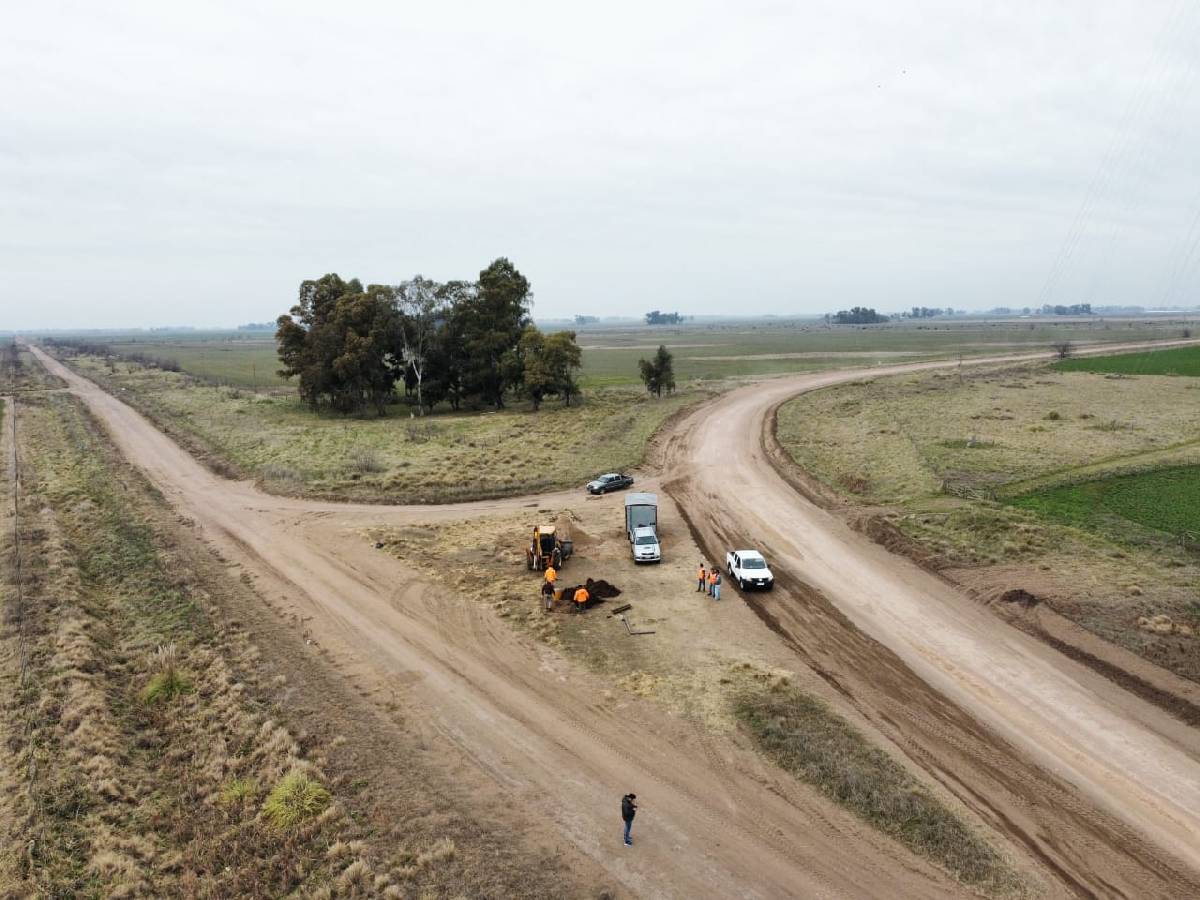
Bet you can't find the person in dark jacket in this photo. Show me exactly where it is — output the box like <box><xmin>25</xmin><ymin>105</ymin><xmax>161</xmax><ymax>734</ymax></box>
<box><xmin>621</xmin><ymin>793</ymin><xmax>637</xmax><ymax>846</ymax></box>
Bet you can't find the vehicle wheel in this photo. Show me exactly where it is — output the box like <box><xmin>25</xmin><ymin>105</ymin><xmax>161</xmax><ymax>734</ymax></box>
<box><xmin>739</xmin><ymin>578</ymin><xmax>746</xmax><ymax>590</ymax></box>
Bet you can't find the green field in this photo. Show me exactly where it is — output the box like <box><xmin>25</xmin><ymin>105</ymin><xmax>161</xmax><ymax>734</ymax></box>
<box><xmin>1012</xmin><ymin>466</ymin><xmax>1200</xmax><ymax>541</ymax></box>
<box><xmin>1053</xmin><ymin>344</ymin><xmax>1200</xmax><ymax>377</ymax></box>
<box><xmin>106</xmin><ymin>339</ymin><xmax>288</xmax><ymax>388</ymax></box>
<box><xmin>43</xmin><ymin>315</ymin><xmax>1199</xmax><ymax>390</ymax></box>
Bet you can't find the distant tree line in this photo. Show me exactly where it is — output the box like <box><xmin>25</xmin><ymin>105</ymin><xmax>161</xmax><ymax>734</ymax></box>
<box><xmin>1042</xmin><ymin>303</ymin><xmax>1092</xmax><ymax>316</ymax></box>
<box><xmin>903</xmin><ymin>306</ymin><xmax>951</xmax><ymax>319</ymax></box>
<box><xmin>574</xmin><ymin>315</ymin><xmax>599</xmax><ymax>325</ymax></box>
<box><xmin>830</xmin><ymin>307</ymin><xmax>890</xmax><ymax>325</ymax></box>
<box><xmin>275</xmin><ymin>258</ymin><xmax>582</xmax><ymax>415</ymax></box>
<box><xmin>645</xmin><ymin>310</ymin><xmax>683</xmax><ymax>325</ymax></box>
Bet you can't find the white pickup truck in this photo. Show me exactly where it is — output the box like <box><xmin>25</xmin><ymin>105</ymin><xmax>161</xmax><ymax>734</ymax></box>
<box><xmin>725</xmin><ymin>549</ymin><xmax>775</xmax><ymax>590</ymax></box>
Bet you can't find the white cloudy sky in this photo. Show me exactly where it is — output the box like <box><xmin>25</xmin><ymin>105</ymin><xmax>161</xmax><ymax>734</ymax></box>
<box><xmin>3</xmin><ymin>1</ymin><xmax>1200</xmax><ymax>328</ymax></box>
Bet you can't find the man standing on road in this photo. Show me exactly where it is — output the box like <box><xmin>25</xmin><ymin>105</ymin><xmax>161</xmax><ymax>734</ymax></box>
<box><xmin>697</xmin><ymin>562</ymin><xmax>706</xmax><ymax>592</ymax></box>
<box><xmin>712</xmin><ymin>568</ymin><xmax>721</xmax><ymax>601</ymax></box>
<box><xmin>621</xmin><ymin>793</ymin><xmax>637</xmax><ymax>846</ymax></box>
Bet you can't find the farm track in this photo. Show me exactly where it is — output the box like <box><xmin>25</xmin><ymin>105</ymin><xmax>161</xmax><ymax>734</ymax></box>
<box><xmin>28</xmin><ymin>341</ymin><xmax>1200</xmax><ymax>898</ymax></box>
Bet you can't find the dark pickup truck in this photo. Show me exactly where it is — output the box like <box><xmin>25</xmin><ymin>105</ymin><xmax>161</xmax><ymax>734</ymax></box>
<box><xmin>586</xmin><ymin>472</ymin><xmax>634</xmax><ymax>494</ymax></box>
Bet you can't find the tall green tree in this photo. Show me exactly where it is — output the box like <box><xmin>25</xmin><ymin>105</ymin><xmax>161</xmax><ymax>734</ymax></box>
<box><xmin>276</xmin><ymin>275</ymin><xmax>398</xmax><ymax>414</ymax></box>
<box><xmin>423</xmin><ymin>281</ymin><xmax>473</xmax><ymax>411</ymax></box>
<box><xmin>459</xmin><ymin>258</ymin><xmax>532</xmax><ymax>408</ymax></box>
<box><xmin>519</xmin><ymin>327</ymin><xmax>583</xmax><ymax>410</ymax></box>
<box><xmin>542</xmin><ymin>330</ymin><xmax>583</xmax><ymax>406</ymax></box>
<box><xmin>637</xmin><ymin>344</ymin><xmax>675</xmax><ymax>398</ymax></box>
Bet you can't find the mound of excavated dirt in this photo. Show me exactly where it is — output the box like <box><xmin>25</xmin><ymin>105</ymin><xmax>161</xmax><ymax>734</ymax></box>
<box><xmin>553</xmin><ymin>579</ymin><xmax>621</xmax><ymax>612</ymax></box>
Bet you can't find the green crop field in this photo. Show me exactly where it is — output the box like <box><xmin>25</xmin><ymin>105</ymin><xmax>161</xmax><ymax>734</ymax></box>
<box><xmin>48</xmin><ymin>315</ymin><xmax>1200</xmax><ymax>390</ymax></box>
<box><xmin>1011</xmin><ymin>466</ymin><xmax>1200</xmax><ymax>541</ymax></box>
<box><xmin>1053</xmin><ymin>344</ymin><xmax>1200</xmax><ymax>377</ymax></box>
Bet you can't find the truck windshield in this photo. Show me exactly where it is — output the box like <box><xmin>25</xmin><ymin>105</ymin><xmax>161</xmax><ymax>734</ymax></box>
<box><xmin>742</xmin><ymin>558</ymin><xmax>766</xmax><ymax>569</ymax></box>
<box><xmin>635</xmin><ymin>535</ymin><xmax>658</xmax><ymax>546</ymax></box>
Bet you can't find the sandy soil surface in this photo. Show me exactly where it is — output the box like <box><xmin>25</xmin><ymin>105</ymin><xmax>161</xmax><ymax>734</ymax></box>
<box><xmin>30</xmin><ymin>341</ymin><xmax>1200</xmax><ymax>898</ymax></box>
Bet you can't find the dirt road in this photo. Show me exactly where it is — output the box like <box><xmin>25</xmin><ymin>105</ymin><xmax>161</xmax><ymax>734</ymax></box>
<box><xmin>660</xmin><ymin>351</ymin><xmax>1200</xmax><ymax>896</ymax></box>
<box><xmin>30</xmin><ymin>343</ymin><xmax>1200</xmax><ymax>898</ymax></box>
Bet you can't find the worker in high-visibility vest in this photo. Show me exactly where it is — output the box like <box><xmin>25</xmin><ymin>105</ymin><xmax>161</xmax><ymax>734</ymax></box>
<box><xmin>574</xmin><ymin>585</ymin><xmax>589</xmax><ymax>612</ymax></box>
<box><xmin>544</xmin><ymin>565</ymin><xmax>557</xmax><ymax>587</ymax></box>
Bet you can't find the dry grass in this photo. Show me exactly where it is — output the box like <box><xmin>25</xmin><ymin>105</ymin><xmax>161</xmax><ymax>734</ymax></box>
<box><xmin>778</xmin><ymin>363</ymin><xmax>1200</xmax><ymax>505</ymax></box>
<box><xmin>0</xmin><ymin>391</ymin><xmax>429</xmax><ymax>896</ymax></box>
<box><xmin>777</xmin><ymin>363</ymin><xmax>1200</xmax><ymax>682</ymax></box>
<box><xmin>58</xmin><ymin>351</ymin><xmax>709</xmax><ymax>503</ymax></box>
<box><xmin>734</xmin><ymin>681</ymin><xmax>1023</xmax><ymax>896</ymax></box>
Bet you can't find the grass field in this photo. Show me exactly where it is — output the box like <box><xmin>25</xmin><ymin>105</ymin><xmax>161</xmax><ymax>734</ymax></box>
<box><xmin>776</xmin><ymin>362</ymin><xmax>1200</xmax><ymax>505</ymax></box>
<box><xmin>776</xmin><ymin>358</ymin><xmax>1200</xmax><ymax>682</ymax></box>
<box><xmin>61</xmin><ymin>353</ymin><xmax>709</xmax><ymax>503</ymax></box>
<box><xmin>1012</xmin><ymin>466</ymin><xmax>1200</xmax><ymax>542</ymax></box>
<box><xmin>42</xmin><ymin>314</ymin><xmax>1199</xmax><ymax>389</ymax></box>
<box><xmin>1054</xmin><ymin>344</ymin><xmax>1200</xmax><ymax>377</ymax></box>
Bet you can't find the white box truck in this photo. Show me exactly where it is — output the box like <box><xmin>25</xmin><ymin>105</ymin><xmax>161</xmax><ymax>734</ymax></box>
<box><xmin>624</xmin><ymin>493</ymin><xmax>661</xmax><ymax>563</ymax></box>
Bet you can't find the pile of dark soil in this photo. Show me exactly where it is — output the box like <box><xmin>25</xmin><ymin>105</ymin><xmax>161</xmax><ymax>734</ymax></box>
<box><xmin>553</xmin><ymin>579</ymin><xmax>621</xmax><ymax>612</ymax></box>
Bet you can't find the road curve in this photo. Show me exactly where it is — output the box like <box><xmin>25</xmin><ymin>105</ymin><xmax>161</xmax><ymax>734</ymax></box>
<box><xmin>659</xmin><ymin>347</ymin><xmax>1200</xmax><ymax>888</ymax></box>
<box><xmin>28</xmin><ymin>341</ymin><xmax>1200</xmax><ymax>897</ymax></box>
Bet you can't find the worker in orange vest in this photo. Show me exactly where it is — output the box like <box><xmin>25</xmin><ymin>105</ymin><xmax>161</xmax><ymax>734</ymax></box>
<box><xmin>544</xmin><ymin>565</ymin><xmax>557</xmax><ymax>587</ymax></box>
<box><xmin>696</xmin><ymin>562</ymin><xmax>706</xmax><ymax>592</ymax></box>
<box><xmin>708</xmin><ymin>568</ymin><xmax>718</xmax><ymax>597</ymax></box>
<box><xmin>574</xmin><ymin>585</ymin><xmax>589</xmax><ymax>613</ymax></box>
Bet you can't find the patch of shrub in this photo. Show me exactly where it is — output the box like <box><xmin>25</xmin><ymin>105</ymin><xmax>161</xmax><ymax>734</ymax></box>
<box><xmin>262</xmin><ymin>771</ymin><xmax>331</xmax><ymax>828</ymax></box>
<box><xmin>220</xmin><ymin>777</ymin><xmax>259</xmax><ymax>807</ymax></box>
<box><xmin>348</xmin><ymin>447</ymin><xmax>386</xmax><ymax>474</ymax></box>
<box><xmin>140</xmin><ymin>644</ymin><xmax>191</xmax><ymax>704</ymax></box>
<box><xmin>1044</xmin><ymin>411</ymin><xmax>1061</xmax><ymax>421</ymax></box>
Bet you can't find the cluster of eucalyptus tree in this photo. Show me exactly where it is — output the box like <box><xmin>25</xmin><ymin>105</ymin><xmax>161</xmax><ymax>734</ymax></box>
<box><xmin>276</xmin><ymin>258</ymin><xmax>582</xmax><ymax>415</ymax></box>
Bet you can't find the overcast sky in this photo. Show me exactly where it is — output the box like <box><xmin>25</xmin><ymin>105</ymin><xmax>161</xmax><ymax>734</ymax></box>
<box><xmin>4</xmin><ymin>1</ymin><xmax>1200</xmax><ymax>328</ymax></box>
